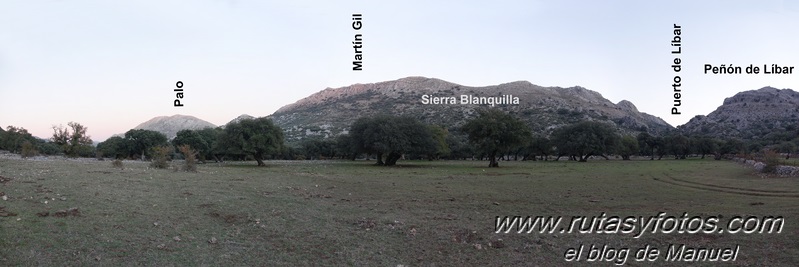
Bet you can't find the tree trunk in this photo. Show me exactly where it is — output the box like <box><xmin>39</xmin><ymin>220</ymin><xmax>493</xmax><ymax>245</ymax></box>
<box><xmin>489</xmin><ymin>151</ymin><xmax>499</xmax><ymax>167</ymax></box>
<box><xmin>375</xmin><ymin>152</ymin><xmax>385</xmax><ymax>165</ymax></box>
<box><xmin>255</xmin><ymin>156</ymin><xmax>265</xmax><ymax>166</ymax></box>
<box><xmin>385</xmin><ymin>152</ymin><xmax>402</xmax><ymax>166</ymax></box>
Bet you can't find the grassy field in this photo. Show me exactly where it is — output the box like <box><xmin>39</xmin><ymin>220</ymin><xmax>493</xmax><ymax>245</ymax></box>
<box><xmin>0</xmin><ymin>157</ymin><xmax>797</xmax><ymax>266</ymax></box>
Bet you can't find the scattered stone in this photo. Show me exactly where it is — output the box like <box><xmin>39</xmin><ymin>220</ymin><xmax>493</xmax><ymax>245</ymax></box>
<box><xmin>173</xmin><ymin>236</ymin><xmax>181</xmax><ymax>242</ymax></box>
<box><xmin>36</xmin><ymin>212</ymin><xmax>49</xmax><ymax>217</ymax></box>
<box><xmin>473</xmin><ymin>243</ymin><xmax>483</xmax><ymax>250</ymax></box>
<box><xmin>492</xmin><ymin>202</ymin><xmax>499</xmax><ymax>206</ymax></box>
<box><xmin>157</xmin><ymin>243</ymin><xmax>166</xmax><ymax>250</ymax></box>
<box><xmin>208</xmin><ymin>237</ymin><xmax>218</xmax><ymax>244</ymax></box>
<box><xmin>1</xmin><ymin>195</ymin><xmax>6</xmax><ymax>201</ymax></box>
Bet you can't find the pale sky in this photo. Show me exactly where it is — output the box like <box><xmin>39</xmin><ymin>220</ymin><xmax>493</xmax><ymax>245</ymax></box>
<box><xmin>1</xmin><ymin>0</ymin><xmax>797</xmax><ymax>141</ymax></box>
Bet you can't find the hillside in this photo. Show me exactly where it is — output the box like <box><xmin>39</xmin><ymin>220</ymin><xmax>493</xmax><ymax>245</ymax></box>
<box><xmin>270</xmin><ymin>76</ymin><xmax>673</xmax><ymax>140</ymax></box>
<box><xmin>130</xmin><ymin>114</ymin><xmax>218</xmax><ymax>139</ymax></box>
<box><xmin>679</xmin><ymin>87</ymin><xmax>799</xmax><ymax>140</ymax></box>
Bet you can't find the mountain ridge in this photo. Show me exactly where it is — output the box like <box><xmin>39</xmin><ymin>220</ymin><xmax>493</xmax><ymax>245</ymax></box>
<box><xmin>270</xmin><ymin>76</ymin><xmax>673</xmax><ymax>140</ymax></box>
<box><xmin>679</xmin><ymin>86</ymin><xmax>799</xmax><ymax>140</ymax></box>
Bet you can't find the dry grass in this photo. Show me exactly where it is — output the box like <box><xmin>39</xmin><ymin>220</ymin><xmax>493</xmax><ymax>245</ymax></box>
<box><xmin>0</xmin><ymin>157</ymin><xmax>796</xmax><ymax>265</ymax></box>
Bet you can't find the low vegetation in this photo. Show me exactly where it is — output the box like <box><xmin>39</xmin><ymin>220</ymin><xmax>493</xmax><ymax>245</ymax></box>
<box><xmin>0</xmin><ymin>158</ymin><xmax>795</xmax><ymax>265</ymax></box>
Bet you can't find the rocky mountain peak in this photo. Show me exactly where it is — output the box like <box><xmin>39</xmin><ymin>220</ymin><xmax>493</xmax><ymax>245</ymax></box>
<box><xmin>616</xmin><ymin>100</ymin><xmax>638</xmax><ymax>112</ymax></box>
<box><xmin>130</xmin><ymin>114</ymin><xmax>217</xmax><ymax>140</ymax></box>
<box><xmin>680</xmin><ymin>87</ymin><xmax>799</xmax><ymax>139</ymax></box>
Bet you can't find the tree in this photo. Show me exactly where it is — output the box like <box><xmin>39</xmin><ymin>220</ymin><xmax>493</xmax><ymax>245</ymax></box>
<box><xmin>300</xmin><ymin>138</ymin><xmax>337</xmax><ymax>160</ymax></box>
<box><xmin>691</xmin><ymin>136</ymin><xmax>717</xmax><ymax>159</ymax></box>
<box><xmin>172</xmin><ymin>129</ymin><xmax>209</xmax><ymax>163</ymax></box>
<box><xmin>427</xmin><ymin>125</ymin><xmax>451</xmax><ymax>160</ymax></box>
<box><xmin>347</xmin><ymin>115</ymin><xmax>436</xmax><ymax>166</ymax></box>
<box><xmin>461</xmin><ymin>109</ymin><xmax>531</xmax><ymax>167</ymax></box>
<box><xmin>51</xmin><ymin>122</ymin><xmax>94</xmax><ymax>157</ymax></box>
<box><xmin>97</xmin><ymin>136</ymin><xmax>129</xmax><ymax>159</ymax></box>
<box><xmin>777</xmin><ymin>141</ymin><xmax>796</xmax><ymax>159</ymax></box>
<box><xmin>636</xmin><ymin>132</ymin><xmax>656</xmax><ymax>160</ymax></box>
<box><xmin>124</xmin><ymin>129</ymin><xmax>168</xmax><ymax>160</ymax></box>
<box><xmin>664</xmin><ymin>134</ymin><xmax>690</xmax><ymax>159</ymax></box>
<box><xmin>551</xmin><ymin>121</ymin><xmax>619</xmax><ymax>162</ymax></box>
<box><xmin>720</xmin><ymin>138</ymin><xmax>744</xmax><ymax>156</ymax></box>
<box><xmin>524</xmin><ymin>135</ymin><xmax>552</xmax><ymax>161</ymax></box>
<box><xmin>218</xmin><ymin>117</ymin><xmax>284</xmax><ymax>166</ymax></box>
<box><xmin>335</xmin><ymin>133</ymin><xmax>359</xmax><ymax>160</ymax></box>
<box><xmin>198</xmin><ymin>127</ymin><xmax>224</xmax><ymax>162</ymax></box>
<box><xmin>1</xmin><ymin>126</ymin><xmax>37</xmax><ymax>153</ymax></box>
<box><xmin>618</xmin><ymin>135</ymin><xmax>639</xmax><ymax>160</ymax></box>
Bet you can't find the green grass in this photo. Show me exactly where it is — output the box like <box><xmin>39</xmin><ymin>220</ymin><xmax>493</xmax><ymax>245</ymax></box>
<box><xmin>0</xmin><ymin>158</ymin><xmax>797</xmax><ymax>266</ymax></box>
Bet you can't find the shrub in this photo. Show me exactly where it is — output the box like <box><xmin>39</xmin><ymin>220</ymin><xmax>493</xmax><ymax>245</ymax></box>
<box><xmin>112</xmin><ymin>159</ymin><xmax>124</xmax><ymax>169</ymax></box>
<box><xmin>762</xmin><ymin>150</ymin><xmax>781</xmax><ymax>173</ymax></box>
<box><xmin>177</xmin><ymin>144</ymin><xmax>197</xmax><ymax>172</ymax></box>
<box><xmin>149</xmin><ymin>146</ymin><xmax>172</xmax><ymax>169</ymax></box>
<box><xmin>96</xmin><ymin>150</ymin><xmax>105</xmax><ymax>161</ymax></box>
<box><xmin>21</xmin><ymin>141</ymin><xmax>37</xmax><ymax>158</ymax></box>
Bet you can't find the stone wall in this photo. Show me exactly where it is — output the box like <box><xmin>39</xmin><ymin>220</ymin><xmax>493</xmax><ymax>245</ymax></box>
<box><xmin>733</xmin><ymin>157</ymin><xmax>799</xmax><ymax>176</ymax></box>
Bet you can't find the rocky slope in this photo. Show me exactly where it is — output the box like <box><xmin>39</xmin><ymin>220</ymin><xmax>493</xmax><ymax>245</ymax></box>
<box><xmin>679</xmin><ymin>87</ymin><xmax>799</xmax><ymax>140</ymax></box>
<box><xmin>130</xmin><ymin>114</ymin><xmax>218</xmax><ymax>139</ymax></box>
<box><xmin>270</xmin><ymin>76</ymin><xmax>673</xmax><ymax>140</ymax></box>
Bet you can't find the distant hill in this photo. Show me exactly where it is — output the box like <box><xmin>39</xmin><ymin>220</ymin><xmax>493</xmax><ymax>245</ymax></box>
<box><xmin>269</xmin><ymin>76</ymin><xmax>673</xmax><ymax>140</ymax></box>
<box><xmin>679</xmin><ymin>87</ymin><xmax>799</xmax><ymax>140</ymax></box>
<box><xmin>130</xmin><ymin>114</ymin><xmax>218</xmax><ymax>139</ymax></box>
<box><xmin>225</xmin><ymin>114</ymin><xmax>255</xmax><ymax>126</ymax></box>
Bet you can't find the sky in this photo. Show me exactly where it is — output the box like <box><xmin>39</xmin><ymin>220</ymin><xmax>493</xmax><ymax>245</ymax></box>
<box><xmin>1</xmin><ymin>0</ymin><xmax>797</xmax><ymax>141</ymax></box>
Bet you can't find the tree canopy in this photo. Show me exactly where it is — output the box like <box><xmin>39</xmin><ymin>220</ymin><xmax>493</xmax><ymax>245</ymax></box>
<box><xmin>551</xmin><ymin>121</ymin><xmax>619</xmax><ymax>162</ymax></box>
<box><xmin>461</xmin><ymin>109</ymin><xmax>531</xmax><ymax>167</ymax></box>
<box><xmin>219</xmin><ymin>117</ymin><xmax>284</xmax><ymax>166</ymax></box>
<box><xmin>124</xmin><ymin>129</ymin><xmax>168</xmax><ymax>160</ymax></box>
<box><xmin>346</xmin><ymin>115</ymin><xmax>437</xmax><ymax>166</ymax></box>
<box><xmin>51</xmin><ymin>122</ymin><xmax>93</xmax><ymax>157</ymax></box>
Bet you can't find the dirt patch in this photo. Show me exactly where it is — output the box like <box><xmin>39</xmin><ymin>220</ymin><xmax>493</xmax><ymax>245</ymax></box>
<box><xmin>54</xmin><ymin>208</ymin><xmax>80</xmax><ymax>217</ymax></box>
<box><xmin>354</xmin><ymin>218</ymin><xmax>376</xmax><ymax>230</ymax></box>
<box><xmin>0</xmin><ymin>206</ymin><xmax>18</xmax><ymax>217</ymax></box>
<box><xmin>35</xmin><ymin>185</ymin><xmax>53</xmax><ymax>193</ymax></box>
<box><xmin>452</xmin><ymin>228</ymin><xmax>482</xmax><ymax>244</ymax></box>
<box><xmin>208</xmin><ymin>211</ymin><xmax>241</xmax><ymax>224</ymax></box>
<box><xmin>0</xmin><ymin>176</ymin><xmax>11</xmax><ymax>184</ymax></box>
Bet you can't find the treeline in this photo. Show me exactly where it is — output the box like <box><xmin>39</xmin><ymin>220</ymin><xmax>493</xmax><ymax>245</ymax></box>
<box><xmin>3</xmin><ymin>111</ymin><xmax>797</xmax><ymax>168</ymax></box>
<box><xmin>0</xmin><ymin>123</ymin><xmax>91</xmax><ymax>158</ymax></box>
<box><xmin>98</xmin><ymin>117</ymin><xmax>285</xmax><ymax>166</ymax></box>
<box><xmin>291</xmin><ymin>109</ymin><xmax>798</xmax><ymax>167</ymax></box>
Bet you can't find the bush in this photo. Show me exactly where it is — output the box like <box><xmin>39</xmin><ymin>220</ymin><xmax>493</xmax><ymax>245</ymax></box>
<box><xmin>762</xmin><ymin>150</ymin><xmax>781</xmax><ymax>173</ymax></box>
<box><xmin>149</xmin><ymin>146</ymin><xmax>172</xmax><ymax>169</ymax></box>
<box><xmin>112</xmin><ymin>159</ymin><xmax>124</xmax><ymax>169</ymax></box>
<box><xmin>21</xmin><ymin>141</ymin><xmax>37</xmax><ymax>158</ymax></box>
<box><xmin>177</xmin><ymin>144</ymin><xmax>197</xmax><ymax>172</ymax></box>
